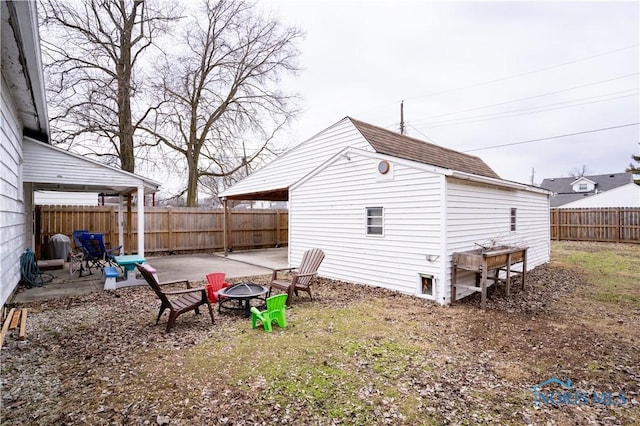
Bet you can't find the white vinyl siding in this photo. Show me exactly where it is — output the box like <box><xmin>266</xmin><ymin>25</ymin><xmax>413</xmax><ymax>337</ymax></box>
<box><xmin>221</xmin><ymin>118</ymin><xmax>373</xmax><ymax>198</ymax></box>
<box><xmin>22</xmin><ymin>139</ymin><xmax>149</xmax><ymax>189</ymax></box>
<box><xmin>290</xmin><ymin>152</ymin><xmax>443</xmax><ymax>298</ymax></box>
<box><xmin>446</xmin><ymin>178</ymin><xmax>550</xmax><ymax>302</ymax></box>
<box><xmin>1</xmin><ymin>77</ymin><xmax>28</xmax><ymax>307</ymax></box>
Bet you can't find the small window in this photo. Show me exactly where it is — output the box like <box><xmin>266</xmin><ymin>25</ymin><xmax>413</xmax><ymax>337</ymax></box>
<box><xmin>578</xmin><ymin>183</ymin><xmax>588</xmax><ymax>191</ymax></box>
<box><xmin>366</xmin><ymin>207</ymin><xmax>383</xmax><ymax>235</ymax></box>
<box><xmin>420</xmin><ymin>274</ymin><xmax>434</xmax><ymax>296</ymax></box>
<box><xmin>510</xmin><ymin>208</ymin><xmax>517</xmax><ymax>231</ymax></box>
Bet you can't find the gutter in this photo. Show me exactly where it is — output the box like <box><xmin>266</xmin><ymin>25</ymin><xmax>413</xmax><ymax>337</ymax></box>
<box><xmin>449</xmin><ymin>170</ymin><xmax>552</xmax><ymax>195</ymax></box>
<box><xmin>10</xmin><ymin>0</ymin><xmax>51</xmax><ymax>142</ymax></box>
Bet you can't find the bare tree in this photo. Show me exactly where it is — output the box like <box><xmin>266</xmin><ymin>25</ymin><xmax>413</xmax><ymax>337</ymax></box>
<box><xmin>40</xmin><ymin>0</ymin><xmax>180</xmax><ymax>172</ymax></box>
<box><xmin>568</xmin><ymin>164</ymin><xmax>592</xmax><ymax>178</ymax></box>
<box><xmin>142</xmin><ymin>0</ymin><xmax>302</xmax><ymax>206</ymax></box>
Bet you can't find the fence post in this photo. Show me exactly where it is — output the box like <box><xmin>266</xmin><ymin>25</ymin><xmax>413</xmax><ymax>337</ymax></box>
<box><xmin>276</xmin><ymin>210</ymin><xmax>281</xmax><ymax>246</ymax></box>
<box><xmin>551</xmin><ymin>209</ymin><xmax>558</xmax><ymax>241</ymax></box>
<box><xmin>223</xmin><ymin>200</ymin><xmax>229</xmax><ymax>256</ymax></box>
<box><xmin>615</xmin><ymin>207</ymin><xmax>620</xmax><ymax>243</ymax></box>
<box><xmin>167</xmin><ymin>207</ymin><xmax>173</xmax><ymax>252</ymax></box>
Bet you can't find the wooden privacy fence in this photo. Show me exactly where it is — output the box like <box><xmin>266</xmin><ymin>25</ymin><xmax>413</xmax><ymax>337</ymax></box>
<box><xmin>36</xmin><ymin>206</ymin><xmax>288</xmax><ymax>258</ymax></box>
<box><xmin>550</xmin><ymin>208</ymin><xmax>640</xmax><ymax>244</ymax></box>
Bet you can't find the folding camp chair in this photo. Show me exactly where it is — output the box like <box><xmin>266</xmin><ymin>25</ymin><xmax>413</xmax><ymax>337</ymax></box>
<box><xmin>79</xmin><ymin>233</ymin><xmax>122</xmax><ymax>274</ymax></box>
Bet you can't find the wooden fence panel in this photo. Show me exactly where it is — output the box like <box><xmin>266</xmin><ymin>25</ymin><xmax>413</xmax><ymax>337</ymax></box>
<box><xmin>36</xmin><ymin>206</ymin><xmax>288</xmax><ymax>258</ymax></box>
<box><xmin>550</xmin><ymin>208</ymin><xmax>640</xmax><ymax>244</ymax></box>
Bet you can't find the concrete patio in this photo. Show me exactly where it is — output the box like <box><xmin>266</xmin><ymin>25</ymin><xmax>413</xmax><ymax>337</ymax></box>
<box><xmin>10</xmin><ymin>248</ymin><xmax>289</xmax><ymax>303</ymax></box>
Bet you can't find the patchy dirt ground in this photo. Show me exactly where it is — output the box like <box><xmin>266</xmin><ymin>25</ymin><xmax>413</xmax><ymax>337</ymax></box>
<box><xmin>1</xmin><ymin>241</ymin><xmax>639</xmax><ymax>425</ymax></box>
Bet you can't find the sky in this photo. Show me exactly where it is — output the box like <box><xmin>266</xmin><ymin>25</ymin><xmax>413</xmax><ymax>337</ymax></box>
<box><xmin>258</xmin><ymin>0</ymin><xmax>640</xmax><ymax>185</ymax></box>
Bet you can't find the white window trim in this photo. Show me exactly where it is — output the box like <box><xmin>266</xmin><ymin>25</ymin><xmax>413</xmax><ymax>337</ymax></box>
<box><xmin>365</xmin><ymin>206</ymin><xmax>384</xmax><ymax>237</ymax></box>
<box><xmin>418</xmin><ymin>273</ymin><xmax>436</xmax><ymax>300</ymax></box>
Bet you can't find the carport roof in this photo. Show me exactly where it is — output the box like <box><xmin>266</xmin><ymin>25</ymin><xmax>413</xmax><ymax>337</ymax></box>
<box><xmin>23</xmin><ymin>138</ymin><xmax>161</xmax><ymax>195</ymax></box>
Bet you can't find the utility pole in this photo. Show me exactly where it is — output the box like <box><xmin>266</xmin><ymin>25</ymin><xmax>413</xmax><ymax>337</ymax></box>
<box><xmin>530</xmin><ymin>168</ymin><xmax>535</xmax><ymax>186</ymax></box>
<box><xmin>400</xmin><ymin>100</ymin><xmax>405</xmax><ymax>135</ymax></box>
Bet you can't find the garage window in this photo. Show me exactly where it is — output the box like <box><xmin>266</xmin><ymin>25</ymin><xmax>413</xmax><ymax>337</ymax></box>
<box><xmin>510</xmin><ymin>208</ymin><xmax>517</xmax><ymax>231</ymax></box>
<box><xmin>366</xmin><ymin>207</ymin><xmax>383</xmax><ymax>235</ymax></box>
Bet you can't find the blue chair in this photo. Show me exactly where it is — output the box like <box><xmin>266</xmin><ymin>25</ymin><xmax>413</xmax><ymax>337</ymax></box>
<box><xmin>72</xmin><ymin>229</ymin><xmax>89</xmax><ymax>249</ymax></box>
<box><xmin>79</xmin><ymin>233</ymin><xmax>122</xmax><ymax>274</ymax></box>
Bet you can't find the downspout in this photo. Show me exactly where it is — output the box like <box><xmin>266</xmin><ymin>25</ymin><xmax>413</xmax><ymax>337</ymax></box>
<box><xmin>440</xmin><ymin>174</ymin><xmax>449</xmax><ymax>305</ymax></box>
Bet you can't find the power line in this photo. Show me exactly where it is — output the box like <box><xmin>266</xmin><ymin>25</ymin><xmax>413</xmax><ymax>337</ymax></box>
<box><xmin>406</xmin><ymin>123</ymin><xmax>439</xmax><ymax>144</ymax></box>
<box><xmin>464</xmin><ymin>123</ymin><xmax>640</xmax><ymax>153</ymax></box>
<box><xmin>410</xmin><ymin>73</ymin><xmax>639</xmax><ymax>124</ymax></box>
<box><xmin>434</xmin><ymin>89</ymin><xmax>637</xmax><ymax>124</ymax></box>
<box><xmin>413</xmin><ymin>91</ymin><xmax>638</xmax><ymax>129</ymax></box>
<box><xmin>407</xmin><ymin>44</ymin><xmax>639</xmax><ymax>101</ymax></box>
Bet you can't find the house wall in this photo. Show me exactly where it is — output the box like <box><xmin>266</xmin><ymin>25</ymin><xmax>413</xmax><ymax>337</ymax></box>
<box><xmin>445</xmin><ymin>177</ymin><xmax>550</xmax><ymax>302</ymax></box>
<box><xmin>289</xmin><ymin>153</ymin><xmax>444</xmax><ymax>298</ymax></box>
<box><xmin>1</xmin><ymin>76</ymin><xmax>28</xmax><ymax>307</ymax></box>
<box><xmin>222</xmin><ymin>117</ymin><xmax>373</xmax><ymax>198</ymax></box>
<box><xmin>571</xmin><ymin>178</ymin><xmax>595</xmax><ymax>193</ymax></box>
<box><xmin>560</xmin><ymin>183</ymin><xmax>640</xmax><ymax>208</ymax></box>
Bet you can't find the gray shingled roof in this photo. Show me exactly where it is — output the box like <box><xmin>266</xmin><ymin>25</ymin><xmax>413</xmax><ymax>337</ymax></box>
<box><xmin>349</xmin><ymin>118</ymin><xmax>501</xmax><ymax>179</ymax></box>
<box><xmin>540</xmin><ymin>172</ymin><xmax>634</xmax><ymax>207</ymax></box>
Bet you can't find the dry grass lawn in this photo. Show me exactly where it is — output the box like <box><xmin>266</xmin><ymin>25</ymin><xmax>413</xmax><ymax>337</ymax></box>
<box><xmin>1</xmin><ymin>241</ymin><xmax>639</xmax><ymax>425</ymax></box>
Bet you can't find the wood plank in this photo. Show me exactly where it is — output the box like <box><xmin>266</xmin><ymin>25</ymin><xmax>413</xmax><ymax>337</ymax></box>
<box><xmin>19</xmin><ymin>309</ymin><xmax>28</xmax><ymax>340</ymax></box>
<box><xmin>453</xmin><ymin>285</ymin><xmax>483</xmax><ymax>293</ymax></box>
<box><xmin>9</xmin><ymin>310</ymin><xmax>21</xmax><ymax>330</ymax></box>
<box><xmin>0</xmin><ymin>308</ymin><xmax>16</xmax><ymax>348</ymax></box>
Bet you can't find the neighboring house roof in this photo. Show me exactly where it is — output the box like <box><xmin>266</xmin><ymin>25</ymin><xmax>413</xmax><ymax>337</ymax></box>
<box><xmin>220</xmin><ymin>116</ymin><xmax>501</xmax><ymax>200</ymax></box>
<box><xmin>560</xmin><ymin>182</ymin><xmax>640</xmax><ymax>208</ymax></box>
<box><xmin>349</xmin><ymin>118</ymin><xmax>500</xmax><ymax>179</ymax></box>
<box><xmin>540</xmin><ymin>172</ymin><xmax>634</xmax><ymax>207</ymax></box>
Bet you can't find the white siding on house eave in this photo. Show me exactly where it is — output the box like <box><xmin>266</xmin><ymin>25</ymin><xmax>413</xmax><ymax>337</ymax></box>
<box><xmin>221</xmin><ymin>118</ymin><xmax>373</xmax><ymax>197</ymax></box>
<box><xmin>290</xmin><ymin>153</ymin><xmax>444</xmax><ymax>298</ymax></box>
<box><xmin>22</xmin><ymin>139</ymin><xmax>144</xmax><ymax>187</ymax></box>
<box><xmin>1</xmin><ymin>76</ymin><xmax>28</xmax><ymax>307</ymax></box>
<box><xmin>446</xmin><ymin>177</ymin><xmax>550</xmax><ymax>302</ymax></box>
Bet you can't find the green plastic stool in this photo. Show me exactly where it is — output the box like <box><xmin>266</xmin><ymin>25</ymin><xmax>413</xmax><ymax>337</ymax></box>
<box><xmin>251</xmin><ymin>294</ymin><xmax>288</xmax><ymax>332</ymax></box>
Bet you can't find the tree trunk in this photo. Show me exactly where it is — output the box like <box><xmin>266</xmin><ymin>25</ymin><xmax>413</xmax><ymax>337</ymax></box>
<box><xmin>118</xmin><ymin>9</ymin><xmax>136</xmax><ymax>173</ymax></box>
<box><xmin>186</xmin><ymin>165</ymin><xmax>199</xmax><ymax>207</ymax></box>
<box><xmin>186</xmin><ymin>145</ymin><xmax>200</xmax><ymax>207</ymax></box>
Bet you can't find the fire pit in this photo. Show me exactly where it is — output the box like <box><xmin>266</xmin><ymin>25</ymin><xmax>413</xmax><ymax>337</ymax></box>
<box><xmin>218</xmin><ymin>282</ymin><xmax>268</xmax><ymax>317</ymax></box>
